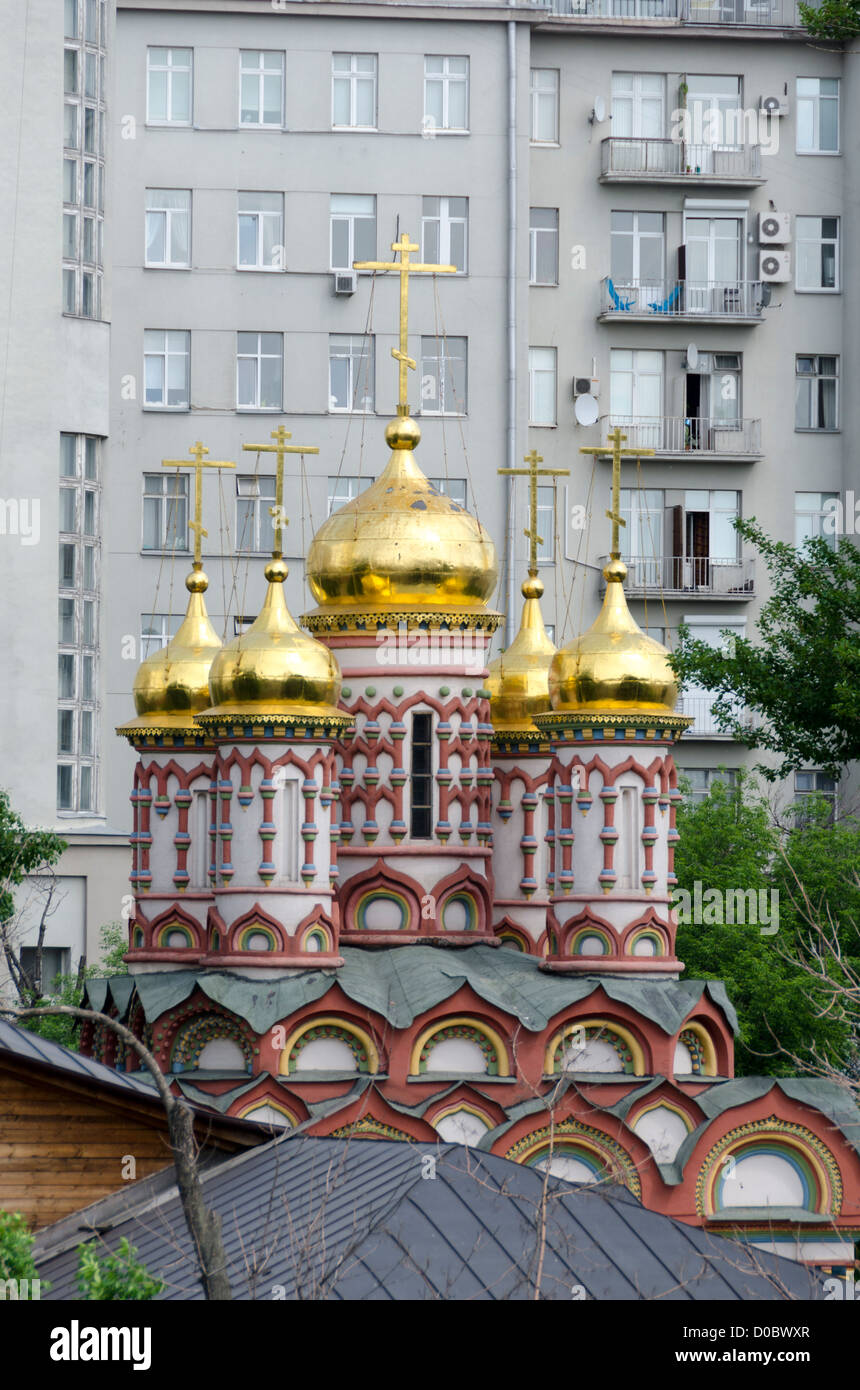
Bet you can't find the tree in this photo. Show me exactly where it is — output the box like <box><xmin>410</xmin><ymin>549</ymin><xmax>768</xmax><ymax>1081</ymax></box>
<box><xmin>799</xmin><ymin>0</ymin><xmax>860</xmax><ymax>40</ymax></box>
<box><xmin>674</xmin><ymin>774</ymin><xmax>854</xmax><ymax>1075</ymax></box>
<box><xmin>20</xmin><ymin>922</ymin><xmax>129</xmax><ymax>1051</ymax></box>
<box><xmin>0</xmin><ymin>1211</ymin><xmax>42</xmax><ymax>1285</ymax></box>
<box><xmin>0</xmin><ymin>789</ymin><xmax>66</xmax><ymax>1004</ymax></box>
<box><xmin>77</xmin><ymin>1237</ymin><xmax>163</xmax><ymax>1301</ymax></box>
<box><xmin>668</xmin><ymin>524</ymin><xmax>860</xmax><ymax>781</ymax></box>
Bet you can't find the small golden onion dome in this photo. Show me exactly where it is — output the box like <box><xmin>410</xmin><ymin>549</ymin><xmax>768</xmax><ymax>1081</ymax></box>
<box><xmin>548</xmin><ymin>558</ymin><xmax>678</xmax><ymax>713</ymax></box>
<box><xmin>487</xmin><ymin>575</ymin><xmax>557</xmax><ymax>734</ymax></box>
<box><xmin>118</xmin><ymin>565</ymin><xmax>221</xmax><ymax>734</ymax></box>
<box><xmin>304</xmin><ymin>415</ymin><xmax>498</xmax><ymax>619</ymax></box>
<box><xmin>198</xmin><ymin>558</ymin><xmax>344</xmax><ymax>720</ymax></box>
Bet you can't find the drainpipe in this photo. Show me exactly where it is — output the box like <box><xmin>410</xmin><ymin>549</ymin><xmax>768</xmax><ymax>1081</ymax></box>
<box><xmin>505</xmin><ymin>16</ymin><xmax>517</xmax><ymax>648</ymax></box>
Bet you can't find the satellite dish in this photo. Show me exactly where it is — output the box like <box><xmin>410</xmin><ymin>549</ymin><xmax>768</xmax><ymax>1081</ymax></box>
<box><xmin>574</xmin><ymin>394</ymin><xmax>599</xmax><ymax>426</ymax></box>
<box><xmin>685</xmin><ymin>342</ymin><xmax>699</xmax><ymax>370</ymax></box>
<box><xmin>590</xmin><ymin>95</ymin><xmax>606</xmax><ymax>124</ymax></box>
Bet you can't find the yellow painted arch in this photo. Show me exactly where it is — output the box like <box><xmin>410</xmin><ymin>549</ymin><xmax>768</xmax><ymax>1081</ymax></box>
<box><xmin>678</xmin><ymin>1021</ymin><xmax>718</xmax><ymax>1077</ymax></box>
<box><xmin>544</xmin><ymin>1017</ymin><xmax>647</xmax><ymax>1076</ymax></box>
<box><xmin>430</xmin><ymin>1101</ymin><xmax>494</xmax><ymax>1134</ymax></box>
<box><xmin>409</xmin><ymin>1016</ymin><xmax>511</xmax><ymax>1078</ymax></box>
<box><xmin>279</xmin><ymin>1015</ymin><xmax>380</xmax><ymax>1075</ymax></box>
<box><xmin>629</xmin><ymin>1097</ymin><xmax>694</xmax><ymax>1134</ymax></box>
<box><xmin>237</xmin><ymin>1098</ymin><xmax>299</xmax><ymax>1127</ymax></box>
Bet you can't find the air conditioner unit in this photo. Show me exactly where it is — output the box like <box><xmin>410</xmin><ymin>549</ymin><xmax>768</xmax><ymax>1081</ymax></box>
<box><xmin>574</xmin><ymin>376</ymin><xmax>599</xmax><ymax>398</ymax></box>
<box><xmin>758</xmin><ymin>212</ymin><xmax>790</xmax><ymax>245</ymax></box>
<box><xmin>759</xmin><ymin>94</ymin><xmax>789</xmax><ymax>117</ymax></box>
<box><xmin>333</xmin><ymin>270</ymin><xmax>357</xmax><ymax>295</ymax></box>
<box><xmin>759</xmin><ymin>250</ymin><xmax>791</xmax><ymax>283</ymax></box>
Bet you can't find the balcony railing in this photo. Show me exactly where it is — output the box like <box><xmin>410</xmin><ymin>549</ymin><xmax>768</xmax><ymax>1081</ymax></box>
<box><xmin>601</xmin><ymin>139</ymin><xmax>763</xmax><ymax>182</ymax></box>
<box><xmin>601</xmin><ymin>416</ymin><xmax>762</xmax><ymax>457</ymax></box>
<box><xmin>600</xmin><ymin>278</ymin><xmax>764</xmax><ymax>320</ymax></box>
<box><xmin>599</xmin><ymin>555</ymin><xmax>755</xmax><ymax>597</ymax></box>
<box><xmin>680</xmin><ymin>693</ymin><xmax>753</xmax><ymax>738</ymax></box>
<box><xmin>526</xmin><ymin>0</ymin><xmax>807</xmax><ymax>21</ymax></box>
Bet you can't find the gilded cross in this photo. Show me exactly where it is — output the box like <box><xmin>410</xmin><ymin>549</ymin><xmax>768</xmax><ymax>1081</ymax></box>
<box><xmin>161</xmin><ymin>441</ymin><xmax>236</xmax><ymax>565</ymax></box>
<box><xmin>499</xmin><ymin>449</ymin><xmax>570</xmax><ymax>577</ymax></box>
<box><xmin>579</xmin><ymin>427</ymin><xmax>655</xmax><ymax>560</ymax></box>
<box><xmin>241</xmin><ymin>426</ymin><xmax>320</xmax><ymax>556</ymax></box>
<box><xmin>353</xmin><ymin>232</ymin><xmax>456</xmax><ymax>415</ymax></box>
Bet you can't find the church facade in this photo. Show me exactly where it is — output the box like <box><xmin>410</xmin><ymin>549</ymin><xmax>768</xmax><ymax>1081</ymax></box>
<box><xmin>84</xmin><ymin>248</ymin><xmax>860</xmax><ymax>1276</ymax></box>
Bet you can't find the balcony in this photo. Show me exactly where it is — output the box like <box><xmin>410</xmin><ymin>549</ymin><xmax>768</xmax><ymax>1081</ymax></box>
<box><xmin>680</xmin><ymin>693</ymin><xmax>753</xmax><ymax>738</ymax></box>
<box><xmin>600</xmin><ymin>139</ymin><xmax>764</xmax><ymax>186</ymax></box>
<box><xmin>600</xmin><ymin>278</ymin><xmax>764</xmax><ymax>323</ymax></box>
<box><xmin>527</xmin><ymin>0</ymin><xmax>807</xmax><ymax>22</ymax></box>
<box><xmin>599</xmin><ymin>555</ymin><xmax>755</xmax><ymax>599</ymax></box>
<box><xmin>600</xmin><ymin>416</ymin><xmax>762</xmax><ymax>459</ymax></box>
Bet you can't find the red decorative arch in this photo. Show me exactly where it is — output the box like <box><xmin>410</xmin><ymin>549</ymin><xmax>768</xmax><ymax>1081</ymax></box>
<box><xmin>430</xmin><ymin>862</ymin><xmax>493</xmax><ymax>938</ymax></box>
<box><xmin>339</xmin><ymin>859</ymin><xmax>424</xmax><ymax>939</ymax></box>
<box><xmin>492</xmin><ymin>915</ymin><xmax>538</xmax><ymax>955</ymax></box>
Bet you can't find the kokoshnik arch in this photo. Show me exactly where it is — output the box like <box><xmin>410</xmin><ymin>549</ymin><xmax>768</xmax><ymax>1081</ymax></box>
<box><xmin>84</xmin><ymin>233</ymin><xmax>860</xmax><ymax>1276</ymax></box>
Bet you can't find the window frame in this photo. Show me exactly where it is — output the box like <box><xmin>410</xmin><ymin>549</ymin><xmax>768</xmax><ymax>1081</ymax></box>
<box><xmin>238</xmin><ymin>49</ymin><xmax>285</xmax><ymax>129</ymax></box>
<box><xmin>328</xmin><ymin>334</ymin><xmax>376</xmax><ymax>414</ymax></box>
<box><xmin>530</xmin><ymin>68</ymin><xmax>559</xmax><ymax>145</ymax></box>
<box><xmin>237</xmin><ymin>191</ymin><xmax>285</xmax><ymax>272</ymax></box>
<box><xmin>236</xmin><ymin>331</ymin><xmax>284</xmax><ymax>412</ymax></box>
<box><xmin>330</xmin><ymin>194</ymin><xmax>376</xmax><ymax>271</ymax></box>
<box><xmin>146</xmin><ymin>46</ymin><xmax>193</xmax><ymax>126</ymax></box>
<box><xmin>794</xmin><ymin>355</ymin><xmax>839</xmax><ymax>432</ymax></box>
<box><xmin>423</xmin><ymin>55</ymin><xmax>470</xmax><ymax>134</ymax></box>
<box><xmin>529</xmin><ymin>207</ymin><xmax>559</xmax><ymax>286</ymax></box>
<box><xmin>235</xmin><ymin>474</ymin><xmax>277</xmax><ymax>553</ymax></box>
<box><xmin>144</xmin><ymin>188</ymin><xmax>192</xmax><ymax>270</ymax></box>
<box><xmin>796</xmin><ymin>77</ymin><xmax>840</xmax><ymax>156</ymax></box>
<box><xmin>331</xmin><ymin>52</ymin><xmax>378</xmax><ymax>131</ymax></box>
<box><xmin>420</xmin><ymin>335</ymin><xmax>468</xmax><ymax>416</ymax></box>
<box><xmin>795</xmin><ymin>216</ymin><xmax>840</xmax><ymax>294</ymax></box>
<box><xmin>142</xmin><ymin>470</ymin><xmax>190</xmax><ymax>553</ymax></box>
<box><xmin>528</xmin><ymin>346</ymin><xmax>558</xmax><ymax>427</ymax></box>
<box><xmin>58</xmin><ymin>433</ymin><xmax>100</xmax><ymax>816</ymax></box>
<box><xmin>143</xmin><ymin>328</ymin><xmax>191</xmax><ymax>410</ymax></box>
<box><xmin>421</xmin><ymin>196</ymin><xmax>468</xmax><ymax>275</ymax></box>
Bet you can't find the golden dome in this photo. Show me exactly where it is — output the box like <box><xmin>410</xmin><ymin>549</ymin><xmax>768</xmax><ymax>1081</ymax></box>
<box><xmin>487</xmin><ymin>575</ymin><xmax>556</xmax><ymax>735</ymax></box>
<box><xmin>118</xmin><ymin>564</ymin><xmax>221</xmax><ymax>736</ymax></box>
<box><xmin>196</xmin><ymin>558</ymin><xmax>347</xmax><ymax>726</ymax></box>
<box><xmin>304</xmin><ymin>415</ymin><xmax>499</xmax><ymax>623</ymax></box>
<box><xmin>547</xmin><ymin>559</ymin><xmax>678</xmax><ymax>714</ymax></box>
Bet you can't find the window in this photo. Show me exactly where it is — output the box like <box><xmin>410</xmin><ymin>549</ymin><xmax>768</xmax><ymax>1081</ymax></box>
<box><xmin>330</xmin><ymin>194</ymin><xmax>376</xmax><ymax>270</ymax></box>
<box><xmin>236</xmin><ymin>475</ymin><xmax>277</xmax><ymax>552</ymax></box>
<box><xmin>422</xmin><ymin>197</ymin><xmax>468</xmax><ymax>273</ymax></box>
<box><xmin>797</xmin><ymin>78</ymin><xmax>839</xmax><ymax>153</ymax></box>
<box><xmin>428</xmin><ymin>477</ymin><xmax>467</xmax><ymax>507</ymax></box>
<box><xmin>424</xmin><ymin>56</ymin><xmax>469</xmax><ymax>132</ymax></box>
<box><xmin>795</xmin><ymin>491</ymin><xmax>839</xmax><ymax>547</ymax></box>
<box><xmin>145</xmin><ymin>189</ymin><xmax>191</xmax><ymax>268</ymax></box>
<box><xmin>237</xmin><ymin>332</ymin><xmax>283</xmax><ymax>410</ymax></box>
<box><xmin>143</xmin><ymin>471</ymin><xmax>189</xmax><ymax>550</ymax></box>
<box><xmin>140</xmin><ymin>613</ymin><xmax>181</xmax><ymax>659</ymax></box>
<box><xmin>795</xmin><ymin>356</ymin><xmax>838</xmax><ymax>430</ymax></box>
<box><xmin>64</xmin><ymin>48</ymin><xmax>79</xmax><ymax>94</ymax></box>
<box><xmin>610</xmin><ymin>348</ymin><xmax>663</xmax><ymax>424</ymax></box>
<box><xmin>237</xmin><ymin>192</ymin><xmax>283</xmax><ymax>270</ymax></box>
<box><xmin>611</xmin><ymin>72</ymin><xmax>665</xmax><ymax>139</ymax></box>
<box><xmin>65</xmin><ymin>0</ymin><xmax>78</xmax><ymax>36</ymax></box>
<box><xmin>328</xmin><ymin>476</ymin><xmax>371</xmax><ymax>514</ymax></box>
<box><xmin>686</xmin><ymin>74</ymin><xmax>742</xmax><ymax>154</ymax></box>
<box><xmin>332</xmin><ymin>53</ymin><xmax>377</xmax><ymax>129</ymax></box>
<box><xmin>58</xmin><ymin>435</ymin><xmax>100</xmax><ymax>814</ymax></box>
<box><xmin>329</xmin><ymin>335</ymin><xmax>375</xmax><ymax>412</ymax></box>
<box><xmin>610</xmin><ymin>211</ymin><xmax>664</xmax><ymax>283</ymax></box>
<box><xmin>529</xmin><ymin>347</ymin><xmax>557</xmax><ymax>426</ymax></box>
<box><xmin>619</xmin><ymin>488</ymin><xmax>664</xmax><ymax>569</ymax></box>
<box><xmin>146</xmin><ymin>47</ymin><xmax>192</xmax><ymax>124</ymax></box>
<box><xmin>796</xmin><ymin>217</ymin><xmax>839</xmax><ymax>292</ymax></box>
<box><xmin>529</xmin><ymin>208</ymin><xmax>558</xmax><ymax>285</ymax></box>
<box><xmin>144</xmin><ymin>329</ymin><xmax>190</xmax><ymax>408</ymax></box>
<box><xmin>794</xmin><ymin>771</ymin><xmax>837</xmax><ymax>823</ymax></box>
<box><xmin>64</xmin><ymin>101</ymin><xmax>79</xmax><ymax>148</ymax></box>
<box><xmin>530</xmin><ymin>69</ymin><xmax>559</xmax><ymax>144</ymax></box>
<box><xmin>411</xmin><ymin>712</ymin><xmax>433</xmax><ymax>838</ymax></box>
<box><xmin>533</xmin><ymin>485</ymin><xmax>556</xmax><ymax>563</ymax></box>
<box><xmin>20</xmin><ymin>947</ymin><xmax>71</xmax><ymax>993</ymax></box>
<box><xmin>239</xmin><ymin>51</ymin><xmax>284</xmax><ymax>127</ymax></box>
<box><xmin>682</xmin><ymin>768</ymin><xmax>737</xmax><ymax>805</ymax></box>
<box><xmin>420</xmin><ymin>335</ymin><xmax>467</xmax><ymax>415</ymax></box>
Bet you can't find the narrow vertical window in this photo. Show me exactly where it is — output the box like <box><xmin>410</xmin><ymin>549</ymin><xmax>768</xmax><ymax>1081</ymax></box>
<box><xmin>411</xmin><ymin>712</ymin><xmax>433</xmax><ymax>839</ymax></box>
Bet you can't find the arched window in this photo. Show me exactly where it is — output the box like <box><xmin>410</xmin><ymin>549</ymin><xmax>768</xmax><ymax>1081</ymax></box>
<box><xmin>674</xmin><ymin>1025</ymin><xmax>715</xmax><ymax>1076</ymax></box>
<box><xmin>571</xmin><ymin>930</ymin><xmax>610</xmax><ymax>957</ymax></box>
<box><xmin>197</xmin><ymin>1038</ymin><xmax>247</xmax><ymax>1070</ymax></box>
<box><xmin>545</xmin><ymin>1021</ymin><xmax>643</xmax><ymax>1076</ymax></box>
<box><xmin>632</xmin><ymin>1104</ymin><xmax>691</xmax><ymax>1164</ymax></box>
<box><xmin>432</xmin><ymin>1107</ymin><xmax>492</xmax><ymax>1147</ymax></box>
<box><xmin>356</xmin><ymin>891</ymin><xmax>410</xmax><ymax>931</ymax></box>
<box><xmin>719</xmin><ymin>1150</ymin><xmax>809</xmax><ymax>1210</ymax></box>
<box><xmin>238</xmin><ymin>1101</ymin><xmax>297</xmax><ymax>1130</ymax></box>
<box><xmin>534</xmin><ymin>1150</ymin><xmax>605</xmax><ymax>1184</ymax></box>
<box><xmin>171</xmin><ymin>1015</ymin><xmax>252</xmax><ymax>1073</ymax></box>
<box><xmin>410</xmin><ymin>1018</ymin><xmax>509</xmax><ymax>1077</ymax></box>
<box><xmin>281</xmin><ymin>1018</ymin><xmax>379</xmax><ymax>1075</ymax></box>
<box><xmin>441</xmin><ymin>893</ymin><xmax>477</xmax><ymax>931</ymax></box>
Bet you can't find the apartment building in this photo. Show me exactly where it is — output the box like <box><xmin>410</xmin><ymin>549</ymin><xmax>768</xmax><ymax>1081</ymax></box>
<box><xmin>0</xmin><ymin>0</ymin><xmax>854</xmax><ymax>980</ymax></box>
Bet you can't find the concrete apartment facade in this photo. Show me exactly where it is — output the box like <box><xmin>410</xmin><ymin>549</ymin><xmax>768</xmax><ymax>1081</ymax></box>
<box><xmin>0</xmin><ymin>0</ymin><xmax>855</xmax><ymax>984</ymax></box>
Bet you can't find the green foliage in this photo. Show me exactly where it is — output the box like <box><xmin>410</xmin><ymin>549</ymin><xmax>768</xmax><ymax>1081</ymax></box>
<box><xmin>20</xmin><ymin>922</ymin><xmax>130</xmax><ymax>1052</ymax></box>
<box><xmin>76</xmin><ymin>1237</ymin><xmax>164</xmax><ymax>1301</ymax></box>
<box><xmin>799</xmin><ymin>0</ymin><xmax>860</xmax><ymax>39</ymax></box>
<box><xmin>669</xmin><ymin>524</ymin><xmax>860</xmax><ymax>781</ymax></box>
<box><xmin>675</xmin><ymin>773</ymin><xmax>854</xmax><ymax>1076</ymax></box>
<box><xmin>0</xmin><ymin>1211</ymin><xmax>40</xmax><ymax>1283</ymax></box>
<box><xmin>0</xmin><ymin>788</ymin><xmax>66</xmax><ymax>928</ymax></box>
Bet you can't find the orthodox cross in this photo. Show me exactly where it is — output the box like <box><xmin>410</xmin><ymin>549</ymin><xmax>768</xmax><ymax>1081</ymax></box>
<box><xmin>353</xmin><ymin>232</ymin><xmax>456</xmax><ymax>414</ymax></box>
<box><xmin>498</xmin><ymin>449</ymin><xmax>570</xmax><ymax>577</ymax></box>
<box><xmin>579</xmin><ymin>427</ymin><xmax>655</xmax><ymax>560</ymax></box>
<box><xmin>241</xmin><ymin>426</ymin><xmax>320</xmax><ymax>556</ymax></box>
<box><xmin>161</xmin><ymin>441</ymin><xmax>236</xmax><ymax>565</ymax></box>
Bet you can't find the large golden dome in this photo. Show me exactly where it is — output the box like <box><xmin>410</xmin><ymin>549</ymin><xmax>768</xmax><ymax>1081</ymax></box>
<box><xmin>304</xmin><ymin>415</ymin><xmax>499</xmax><ymax>625</ymax></box>
<box><xmin>117</xmin><ymin>565</ymin><xmax>221</xmax><ymax>736</ymax></box>
<box><xmin>196</xmin><ymin>558</ymin><xmax>349</xmax><ymax>728</ymax></box>
<box><xmin>487</xmin><ymin>576</ymin><xmax>556</xmax><ymax>735</ymax></box>
<box><xmin>546</xmin><ymin>559</ymin><xmax>678</xmax><ymax>714</ymax></box>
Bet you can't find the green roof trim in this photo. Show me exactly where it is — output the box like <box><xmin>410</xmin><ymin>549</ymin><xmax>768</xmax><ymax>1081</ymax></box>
<box><xmin>83</xmin><ymin>947</ymin><xmax>740</xmax><ymax>1038</ymax></box>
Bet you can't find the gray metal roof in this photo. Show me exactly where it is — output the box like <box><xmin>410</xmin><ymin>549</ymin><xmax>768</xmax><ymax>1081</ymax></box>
<box><xmin>83</xmin><ymin>946</ymin><xmax>739</xmax><ymax>1036</ymax></box>
<box><xmin>0</xmin><ymin>1017</ymin><xmax>157</xmax><ymax>1098</ymax></box>
<box><xmin>35</xmin><ymin>1134</ymin><xmax>822</xmax><ymax>1301</ymax></box>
